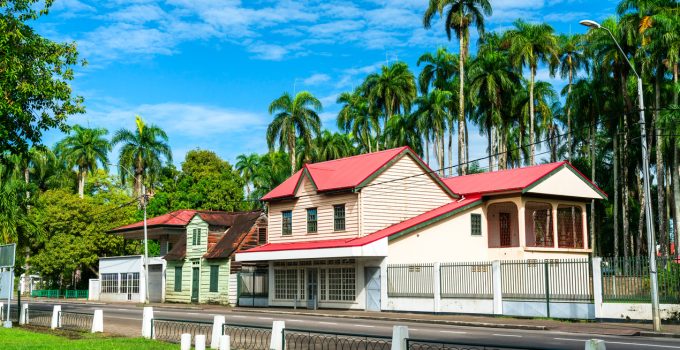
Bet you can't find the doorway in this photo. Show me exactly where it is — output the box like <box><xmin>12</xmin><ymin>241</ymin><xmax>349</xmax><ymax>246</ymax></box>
<box><xmin>306</xmin><ymin>268</ymin><xmax>318</xmax><ymax>309</ymax></box>
<box><xmin>365</xmin><ymin>267</ymin><xmax>381</xmax><ymax>311</ymax></box>
<box><xmin>191</xmin><ymin>267</ymin><xmax>199</xmax><ymax>303</ymax></box>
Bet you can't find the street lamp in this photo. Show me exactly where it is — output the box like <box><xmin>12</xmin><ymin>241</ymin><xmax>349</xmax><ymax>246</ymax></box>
<box><xmin>580</xmin><ymin>19</ymin><xmax>661</xmax><ymax>331</ymax></box>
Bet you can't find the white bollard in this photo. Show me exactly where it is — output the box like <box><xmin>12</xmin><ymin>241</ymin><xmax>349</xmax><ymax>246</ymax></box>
<box><xmin>141</xmin><ymin>306</ymin><xmax>154</xmax><ymax>339</ymax></box>
<box><xmin>180</xmin><ymin>333</ymin><xmax>192</xmax><ymax>350</ymax></box>
<box><xmin>91</xmin><ymin>309</ymin><xmax>104</xmax><ymax>333</ymax></box>
<box><xmin>51</xmin><ymin>305</ymin><xmax>61</xmax><ymax>329</ymax></box>
<box><xmin>211</xmin><ymin>315</ymin><xmax>225</xmax><ymax>349</ymax></box>
<box><xmin>0</xmin><ymin>302</ymin><xmax>4</xmax><ymax>319</ymax></box>
<box><xmin>269</xmin><ymin>320</ymin><xmax>286</xmax><ymax>350</ymax></box>
<box><xmin>219</xmin><ymin>335</ymin><xmax>231</xmax><ymax>350</ymax></box>
<box><xmin>19</xmin><ymin>303</ymin><xmax>28</xmax><ymax>325</ymax></box>
<box><xmin>195</xmin><ymin>334</ymin><xmax>206</xmax><ymax>350</ymax></box>
<box><xmin>585</xmin><ymin>339</ymin><xmax>606</xmax><ymax>350</ymax></box>
<box><xmin>390</xmin><ymin>325</ymin><xmax>409</xmax><ymax>350</ymax></box>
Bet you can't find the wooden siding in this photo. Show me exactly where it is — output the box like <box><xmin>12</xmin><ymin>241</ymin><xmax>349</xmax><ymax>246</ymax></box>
<box><xmin>230</xmin><ymin>214</ymin><xmax>268</xmax><ymax>273</ymax></box>
<box><xmin>268</xmin><ymin>176</ymin><xmax>359</xmax><ymax>243</ymax></box>
<box><xmin>165</xmin><ymin>259</ymin><xmax>232</xmax><ymax>304</ymax></box>
<box><xmin>186</xmin><ymin>216</ymin><xmax>209</xmax><ymax>259</ymax></box>
<box><xmin>360</xmin><ymin>154</ymin><xmax>452</xmax><ymax>234</ymax></box>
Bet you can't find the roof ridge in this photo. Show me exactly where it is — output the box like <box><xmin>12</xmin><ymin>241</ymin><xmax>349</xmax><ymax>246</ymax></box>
<box><xmin>305</xmin><ymin>146</ymin><xmax>407</xmax><ymax>166</ymax></box>
<box><xmin>442</xmin><ymin>161</ymin><xmax>566</xmax><ymax>181</ymax></box>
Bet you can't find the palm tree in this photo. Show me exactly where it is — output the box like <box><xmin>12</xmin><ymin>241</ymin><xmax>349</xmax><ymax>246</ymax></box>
<box><xmin>417</xmin><ymin>48</ymin><xmax>459</xmax><ymax>94</ymax></box>
<box><xmin>504</xmin><ymin>19</ymin><xmax>558</xmax><ymax>165</ymax></box>
<box><xmin>267</xmin><ymin>91</ymin><xmax>322</xmax><ymax>174</ymax></box>
<box><xmin>0</xmin><ymin>161</ymin><xmax>35</xmax><ymax>244</ymax></box>
<box><xmin>337</xmin><ymin>90</ymin><xmax>378</xmax><ymax>153</ymax></box>
<box><xmin>235</xmin><ymin>153</ymin><xmax>259</xmax><ymax>199</ymax></box>
<box><xmin>423</xmin><ymin>0</ymin><xmax>492</xmax><ymax>174</ymax></box>
<box><xmin>112</xmin><ymin>116</ymin><xmax>172</xmax><ymax>199</ymax></box>
<box><xmin>55</xmin><ymin>125</ymin><xmax>111</xmax><ymax>198</ymax></box>
<box><xmin>556</xmin><ymin>34</ymin><xmax>589</xmax><ymax>161</ymax></box>
<box><xmin>383</xmin><ymin>113</ymin><xmax>423</xmax><ymax>155</ymax></box>
<box><xmin>363</xmin><ymin>62</ymin><xmax>417</xmax><ymax>136</ymax></box>
<box><xmin>315</xmin><ymin>131</ymin><xmax>356</xmax><ymax>162</ymax></box>
<box><xmin>414</xmin><ymin>90</ymin><xmax>452</xmax><ymax>174</ymax></box>
<box><xmin>252</xmin><ymin>152</ymin><xmax>291</xmax><ymax>200</ymax></box>
<box><xmin>468</xmin><ymin>49</ymin><xmax>519</xmax><ymax>171</ymax></box>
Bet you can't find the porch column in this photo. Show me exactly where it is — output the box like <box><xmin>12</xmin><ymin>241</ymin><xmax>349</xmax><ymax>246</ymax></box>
<box><xmin>581</xmin><ymin>205</ymin><xmax>589</xmax><ymax>249</ymax></box>
<box><xmin>552</xmin><ymin>204</ymin><xmax>559</xmax><ymax>248</ymax></box>
<box><xmin>518</xmin><ymin>201</ymin><xmax>527</xmax><ymax>248</ymax></box>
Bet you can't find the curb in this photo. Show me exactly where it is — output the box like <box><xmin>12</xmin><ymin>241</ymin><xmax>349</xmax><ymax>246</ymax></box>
<box><xmin>29</xmin><ymin>299</ymin><xmax>107</xmax><ymax>306</ymax></box>
<box><xmin>638</xmin><ymin>331</ymin><xmax>680</xmax><ymax>339</ymax></box>
<box><xmin>232</xmin><ymin>309</ymin><xmax>548</xmax><ymax>331</ymax></box>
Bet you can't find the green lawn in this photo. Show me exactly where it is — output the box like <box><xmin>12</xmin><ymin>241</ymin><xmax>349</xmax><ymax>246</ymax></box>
<box><xmin>0</xmin><ymin>326</ymin><xmax>178</xmax><ymax>350</ymax></box>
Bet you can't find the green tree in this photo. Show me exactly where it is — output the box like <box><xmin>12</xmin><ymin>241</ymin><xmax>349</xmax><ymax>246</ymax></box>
<box><xmin>556</xmin><ymin>34</ymin><xmax>589</xmax><ymax>161</ymax></box>
<box><xmin>252</xmin><ymin>152</ymin><xmax>291</xmax><ymax>200</ymax></box>
<box><xmin>383</xmin><ymin>114</ymin><xmax>423</xmax><ymax>155</ymax></box>
<box><xmin>0</xmin><ymin>0</ymin><xmax>85</xmax><ymax>161</ymax></box>
<box><xmin>414</xmin><ymin>90</ymin><xmax>452</xmax><ymax>174</ymax></box>
<box><xmin>417</xmin><ymin>48</ymin><xmax>458</xmax><ymax>94</ymax></box>
<box><xmin>423</xmin><ymin>0</ymin><xmax>492</xmax><ymax>174</ymax></box>
<box><xmin>235</xmin><ymin>153</ymin><xmax>260</xmax><ymax>199</ymax></box>
<box><xmin>112</xmin><ymin>116</ymin><xmax>172</xmax><ymax>198</ymax></box>
<box><xmin>55</xmin><ymin>125</ymin><xmax>111</xmax><ymax>198</ymax></box>
<box><xmin>267</xmin><ymin>91</ymin><xmax>322</xmax><ymax>174</ymax></box>
<box><xmin>0</xmin><ymin>161</ymin><xmax>35</xmax><ymax>244</ymax></box>
<box><xmin>504</xmin><ymin>19</ymin><xmax>558</xmax><ymax>165</ymax></box>
<box><xmin>337</xmin><ymin>90</ymin><xmax>378</xmax><ymax>153</ymax></box>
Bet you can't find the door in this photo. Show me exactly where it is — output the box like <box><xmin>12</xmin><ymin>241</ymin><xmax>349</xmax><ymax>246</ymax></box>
<box><xmin>499</xmin><ymin>212</ymin><xmax>512</xmax><ymax>247</ymax></box>
<box><xmin>365</xmin><ymin>267</ymin><xmax>381</xmax><ymax>311</ymax></box>
<box><xmin>125</xmin><ymin>273</ymin><xmax>133</xmax><ymax>301</ymax></box>
<box><xmin>148</xmin><ymin>265</ymin><xmax>163</xmax><ymax>303</ymax></box>
<box><xmin>191</xmin><ymin>267</ymin><xmax>199</xmax><ymax>303</ymax></box>
<box><xmin>306</xmin><ymin>268</ymin><xmax>318</xmax><ymax>309</ymax></box>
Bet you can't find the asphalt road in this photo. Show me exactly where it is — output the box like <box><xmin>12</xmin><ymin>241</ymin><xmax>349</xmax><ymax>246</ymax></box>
<box><xmin>24</xmin><ymin>301</ymin><xmax>680</xmax><ymax>350</ymax></box>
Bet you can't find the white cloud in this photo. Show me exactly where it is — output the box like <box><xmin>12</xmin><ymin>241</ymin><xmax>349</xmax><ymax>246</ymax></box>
<box><xmin>303</xmin><ymin>73</ymin><xmax>331</xmax><ymax>86</ymax></box>
<box><xmin>246</xmin><ymin>42</ymin><xmax>290</xmax><ymax>61</ymax></box>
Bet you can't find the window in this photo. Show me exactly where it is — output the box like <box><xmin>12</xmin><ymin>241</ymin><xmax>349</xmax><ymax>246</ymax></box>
<box><xmin>209</xmin><ymin>265</ymin><xmax>219</xmax><ymax>292</ymax></box>
<box><xmin>557</xmin><ymin>205</ymin><xmax>584</xmax><ymax>248</ymax></box>
<box><xmin>525</xmin><ymin>202</ymin><xmax>554</xmax><ymax>247</ymax></box>
<box><xmin>101</xmin><ymin>273</ymin><xmax>118</xmax><ymax>294</ymax></box>
<box><xmin>307</xmin><ymin>208</ymin><xmax>318</xmax><ymax>233</ymax></box>
<box><xmin>174</xmin><ymin>266</ymin><xmax>182</xmax><ymax>292</ymax></box>
<box><xmin>192</xmin><ymin>228</ymin><xmax>201</xmax><ymax>245</ymax></box>
<box><xmin>274</xmin><ymin>269</ymin><xmax>299</xmax><ymax>299</ymax></box>
<box><xmin>282</xmin><ymin>211</ymin><xmax>292</xmax><ymax>235</ymax></box>
<box><xmin>333</xmin><ymin>204</ymin><xmax>346</xmax><ymax>231</ymax></box>
<box><xmin>327</xmin><ymin>267</ymin><xmax>355</xmax><ymax>301</ymax></box>
<box><xmin>120</xmin><ymin>273</ymin><xmax>140</xmax><ymax>294</ymax></box>
<box><xmin>258</xmin><ymin>227</ymin><xmax>267</xmax><ymax>244</ymax></box>
<box><xmin>471</xmin><ymin>214</ymin><xmax>482</xmax><ymax>236</ymax></box>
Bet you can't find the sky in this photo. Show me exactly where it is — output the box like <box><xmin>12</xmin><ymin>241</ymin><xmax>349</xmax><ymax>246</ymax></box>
<box><xmin>35</xmin><ymin>0</ymin><xmax>619</xmax><ymax>168</ymax></box>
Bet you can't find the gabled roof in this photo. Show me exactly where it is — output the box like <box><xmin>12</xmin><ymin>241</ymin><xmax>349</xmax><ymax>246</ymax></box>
<box><xmin>108</xmin><ymin>210</ymin><xmax>197</xmax><ymax>233</ymax></box>
<box><xmin>261</xmin><ymin>146</ymin><xmax>457</xmax><ymax>201</ymax></box>
<box><xmin>203</xmin><ymin>211</ymin><xmax>263</xmax><ymax>259</ymax></box>
<box><xmin>442</xmin><ymin>161</ymin><xmax>606</xmax><ymax>198</ymax></box>
<box><xmin>239</xmin><ymin>196</ymin><xmax>481</xmax><ymax>254</ymax></box>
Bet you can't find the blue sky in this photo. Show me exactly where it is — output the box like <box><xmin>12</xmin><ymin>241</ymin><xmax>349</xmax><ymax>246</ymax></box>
<box><xmin>36</xmin><ymin>0</ymin><xmax>618</xmax><ymax>167</ymax></box>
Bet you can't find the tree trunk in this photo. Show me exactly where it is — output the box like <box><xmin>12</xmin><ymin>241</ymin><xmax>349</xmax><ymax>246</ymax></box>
<box><xmin>567</xmin><ymin>67</ymin><xmax>573</xmax><ymax>162</ymax></box>
<box><xmin>674</xmin><ymin>63</ymin><xmax>679</xmax><ymax>106</ymax></box>
<box><xmin>623</xmin><ymin>123</ymin><xmax>630</xmax><ymax>259</ymax></box>
<box><xmin>448</xmin><ymin>123</ymin><xmax>453</xmax><ymax>176</ymax></box>
<box><xmin>673</xmin><ymin>145</ymin><xmax>680</xmax><ymax>258</ymax></box>
<box><xmin>290</xmin><ymin>140</ymin><xmax>296</xmax><ymax>174</ymax></box>
<box><xmin>614</xmin><ymin>134</ymin><xmax>619</xmax><ymax>259</ymax></box>
<box><xmin>458</xmin><ymin>32</ymin><xmax>467</xmax><ymax>175</ymax></box>
<box><xmin>24</xmin><ymin>167</ymin><xmax>30</xmax><ymax>200</ymax></box>
<box><xmin>637</xmin><ymin>165</ymin><xmax>645</xmax><ymax>257</ymax></box>
<box><xmin>77</xmin><ymin>168</ymin><xmax>85</xmax><ymax>199</ymax></box>
<box><xmin>425</xmin><ymin>137</ymin><xmax>430</xmax><ymax>166</ymax></box>
<box><xmin>488</xmin><ymin>126</ymin><xmax>493</xmax><ymax>171</ymax></box>
<box><xmin>440</xmin><ymin>132</ymin><xmax>445</xmax><ymax>177</ymax></box>
<box><xmin>654</xmin><ymin>65</ymin><xmax>668</xmax><ymax>257</ymax></box>
<box><xmin>529</xmin><ymin>66</ymin><xmax>536</xmax><ymax>166</ymax></box>
<box><xmin>590</xmin><ymin>118</ymin><xmax>596</xmax><ymax>254</ymax></box>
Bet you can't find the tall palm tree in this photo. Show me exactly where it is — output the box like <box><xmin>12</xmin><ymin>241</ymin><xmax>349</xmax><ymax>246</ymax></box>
<box><xmin>504</xmin><ymin>19</ymin><xmax>558</xmax><ymax>165</ymax></box>
<box><xmin>423</xmin><ymin>0</ymin><xmax>492</xmax><ymax>175</ymax></box>
<box><xmin>315</xmin><ymin>130</ymin><xmax>356</xmax><ymax>162</ymax></box>
<box><xmin>417</xmin><ymin>48</ymin><xmax>459</xmax><ymax>94</ymax></box>
<box><xmin>235</xmin><ymin>153</ymin><xmax>259</xmax><ymax>199</ymax></box>
<box><xmin>112</xmin><ymin>116</ymin><xmax>172</xmax><ymax>199</ymax></box>
<box><xmin>55</xmin><ymin>125</ymin><xmax>111</xmax><ymax>198</ymax></box>
<box><xmin>468</xmin><ymin>49</ymin><xmax>519</xmax><ymax>171</ymax></box>
<box><xmin>252</xmin><ymin>151</ymin><xmax>291</xmax><ymax>200</ymax></box>
<box><xmin>337</xmin><ymin>90</ymin><xmax>378</xmax><ymax>153</ymax></box>
<box><xmin>0</xmin><ymin>161</ymin><xmax>35</xmax><ymax>244</ymax></box>
<box><xmin>556</xmin><ymin>33</ymin><xmax>589</xmax><ymax>161</ymax></box>
<box><xmin>363</xmin><ymin>62</ymin><xmax>417</xmax><ymax>139</ymax></box>
<box><xmin>383</xmin><ymin>113</ymin><xmax>423</xmax><ymax>156</ymax></box>
<box><xmin>414</xmin><ymin>90</ymin><xmax>452</xmax><ymax>174</ymax></box>
<box><xmin>267</xmin><ymin>91</ymin><xmax>322</xmax><ymax>174</ymax></box>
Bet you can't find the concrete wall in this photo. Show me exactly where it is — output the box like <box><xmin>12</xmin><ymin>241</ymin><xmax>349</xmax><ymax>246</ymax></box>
<box><xmin>98</xmin><ymin>255</ymin><xmax>146</xmax><ymax>303</ymax></box>
<box><xmin>600</xmin><ymin>303</ymin><xmax>680</xmax><ymax>321</ymax></box>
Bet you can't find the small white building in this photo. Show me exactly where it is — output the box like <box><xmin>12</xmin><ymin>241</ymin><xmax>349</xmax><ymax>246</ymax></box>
<box><xmin>93</xmin><ymin>255</ymin><xmax>165</xmax><ymax>303</ymax></box>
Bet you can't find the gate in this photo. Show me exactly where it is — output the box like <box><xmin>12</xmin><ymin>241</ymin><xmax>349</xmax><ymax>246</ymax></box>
<box><xmin>237</xmin><ymin>270</ymin><xmax>269</xmax><ymax>307</ymax></box>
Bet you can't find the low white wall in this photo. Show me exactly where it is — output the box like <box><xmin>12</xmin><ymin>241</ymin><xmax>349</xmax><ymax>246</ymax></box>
<box><xmin>384</xmin><ymin>297</ymin><xmax>435</xmax><ymax>313</ymax></box>
<box><xmin>440</xmin><ymin>298</ymin><xmax>494</xmax><ymax>314</ymax></box>
<box><xmin>601</xmin><ymin>303</ymin><xmax>680</xmax><ymax>321</ymax></box>
<box><xmin>88</xmin><ymin>279</ymin><xmax>100</xmax><ymax>301</ymax></box>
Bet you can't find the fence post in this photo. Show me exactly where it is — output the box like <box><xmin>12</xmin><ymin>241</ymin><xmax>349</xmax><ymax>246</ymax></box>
<box><xmin>433</xmin><ymin>262</ymin><xmax>441</xmax><ymax>313</ymax></box>
<box><xmin>50</xmin><ymin>305</ymin><xmax>60</xmax><ymax>329</ymax></box>
<box><xmin>544</xmin><ymin>261</ymin><xmax>551</xmax><ymax>318</ymax></box>
<box><xmin>92</xmin><ymin>309</ymin><xmax>103</xmax><ymax>333</ymax></box>
<box><xmin>592</xmin><ymin>257</ymin><xmax>603</xmax><ymax>319</ymax></box>
<box><xmin>219</xmin><ymin>335</ymin><xmax>231</xmax><ymax>350</ymax></box>
<box><xmin>195</xmin><ymin>334</ymin><xmax>206</xmax><ymax>350</ymax></box>
<box><xmin>180</xmin><ymin>333</ymin><xmax>192</xmax><ymax>350</ymax></box>
<box><xmin>390</xmin><ymin>325</ymin><xmax>409</xmax><ymax>350</ymax></box>
<box><xmin>210</xmin><ymin>315</ymin><xmax>225</xmax><ymax>349</ymax></box>
<box><xmin>492</xmin><ymin>261</ymin><xmax>503</xmax><ymax>315</ymax></box>
<box><xmin>270</xmin><ymin>320</ymin><xmax>285</xmax><ymax>350</ymax></box>
<box><xmin>585</xmin><ymin>339</ymin><xmax>606</xmax><ymax>349</ymax></box>
<box><xmin>141</xmin><ymin>306</ymin><xmax>154</xmax><ymax>338</ymax></box>
<box><xmin>19</xmin><ymin>303</ymin><xmax>28</xmax><ymax>325</ymax></box>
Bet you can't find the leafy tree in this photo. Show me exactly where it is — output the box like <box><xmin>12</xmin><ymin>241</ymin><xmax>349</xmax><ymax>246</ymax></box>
<box><xmin>0</xmin><ymin>0</ymin><xmax>85</xmax><ymax>161</ymax></box>
<box><xmin>236</xmin><ymin>153</ymin><xmax>260</xmax><ymax>199</ymax></box>
<box><xmin>556</xmin><ymin>34</ymin><xmax>589</xmax><ymax>160</ymax></box>
<box><xmin>112</xmin><ymin>116</ymin><xmax>172</xmax><ymax>198</ymax></box>
<box><xmin>0</xmin><ymin>160</ymin><xmax>35</xmax><ymax>244</ymax></box>
<box><xmin>414</xmin><ymin>90</ymin><xmax>452</xmax><ymax>173</ymax></box>
<box><xmin>363</xmin><ymin>62</ymin><xmax>417</xmax><ymax>135</ymax></box>
<box><xmin>55</xmin><ymin>125</ymin><xmax>110</xmax><ymax>198</ymax></box>
<box><xmin>252</xmin><ymin>152</ymin><xmax>291</xmax><ymax>201</ymax></box>
<box><xmin>337</xmin><ymin>89</ymin><xmax>378</xmax><ymax>153</ymax></box>
<box><xmin>267</xmin><ymin>91</ymin><xmax>322</xmax><ymax>174</ymax></box>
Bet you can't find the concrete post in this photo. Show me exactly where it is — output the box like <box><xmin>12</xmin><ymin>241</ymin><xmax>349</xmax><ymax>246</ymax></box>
<box><xmin>141</xmin><ymin>306</ymin><xmax>154</xmax><ymax>338</ymax></box>
<box><xmin>92</xmin><ymin>309</ymin><xmax>103</xmax><ymax>333</ymax></box>
<box><xmin>180</xmin><ymin>334</ymin><xmax>192</xmax><ymax>350</ymax></box>
<box><xmin>195</xmin><ymin>334</ymin><xmax>206</xmax><ymax>350</ymax></box>
<box><xmin>269</xmin><ymin>320</ymin><xmax>285</xmax><ymax>350</ymax></box>
<box><xmin>492</xmin><ymin>261</ymin><xmax>503</xmax><ymax>315</ymax></box>
<box><xmin>19</xmin><ymin>303</ymin><xmax>28</xmax><ymax>325</ymax></box>
<box><xmin>211</xmin><ymin>315</ymin><xmax>225</xmax><ymax>349</ymax></box>
<box><xmin>433</xmin><ymin>262</ymin><xmax>441</xmax><ymax>313</ymax></box>
<box><xmin>219</xmin><ymin>335</ymin><xmax>231</xmax><ymax>350</ymax></box>
<box><xmin>50</xmin><ymin>305</ymin><xmax>61</xmax><ymax>329</ymax></box>
<box><xmin>592</xmin><ymin>257</ymin><xmax>603</xmax><ymax>319</ymax></box>
<box><xmin>390</xmin><ymin>325</ymin><xmax>409</xmax><ymax>350</ymax></box>
<box><xmin>585</xmin><ymin>339</ymin><xmax>606</xmax><ymax>349</ymax></box>
<box><xmin>0</xmin><ymin>302</ymin><xmax>3</xmax><ymax>320</ymax></box>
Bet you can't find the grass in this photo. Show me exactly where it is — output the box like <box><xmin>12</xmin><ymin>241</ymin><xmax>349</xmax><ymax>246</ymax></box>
<box><xmin>0</xmin><ymin>326</ymin><xmax>178</xmax><ymax>350</ymax></box>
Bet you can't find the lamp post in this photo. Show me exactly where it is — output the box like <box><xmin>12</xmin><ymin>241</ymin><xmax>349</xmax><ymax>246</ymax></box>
<box><xmin>580</xmin><ymin>19</ymin><xmax>660</xmax><ymax>331</ymax></box>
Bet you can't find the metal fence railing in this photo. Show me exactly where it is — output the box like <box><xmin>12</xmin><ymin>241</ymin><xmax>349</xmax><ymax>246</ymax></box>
<box><xmin>31</xmin><ymin>290</ymin><xmax>61</xmax><ymax>298</ymax></box>
<box><xmin>151</xmin><ymin>318</ymin><xmax>213</xmax><ymax>343</ymax></box>
<box><xmin>238</xmin><ymin>271</ymin><xmax>269</xmax><ymax>298</ymax></box>
<box><xmin>222</xmin><ymin>323</ymin><xmax>273</xmax><ymax>350</ymax></box>
<box><xmin>440</xmin><ymin>262</ymin><xmax>493</xmax><ymax>299</ymax></box>
<box><xmin>1</xmin><ymin>304</ymin><xmax>19</xmax><ymax>323</ymax></box>
<box><xmin>500</xmin><ymin>259</ymin><xmax>592</xmax><ymax>302</ymax></box>
<box><xmin>406</xmin><ymin>338</ymin><xmax>547</xmax><ymax>350</ymax></box>
<box><xmin>387</xmin><ymin>264</ymin><xmax>435</xmax><ymax>297</ymax></box>
<box><xmin>26</xmin><ymin>309</ymin><xmax>52</xmax><ymax>327</ymax></box>
<box><xmin>601</xmin><ymin>257</ymin><xmax>680</xmax><ymax>303</ymax></box>
<box><xmin>284</xmin><ymin>328</ymin><xmax>392</xmax><ymax>350</ymax></box>
<box><xmin>31</xmin><ymin>289</ymin><xmax>88</xmax><ymax>299</ymax></box>
<box><xmin>58</xmin><ymin>311</ymin><xmax>93</xmax><ymax>331</ymax></box>
<box><xmin>64</xmin><ymin>290</ymin><xmax>89</xmax><ymax>299</ymax></box>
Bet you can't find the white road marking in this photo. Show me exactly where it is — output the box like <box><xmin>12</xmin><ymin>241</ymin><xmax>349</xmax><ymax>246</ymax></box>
<box><xmin>187</xmin><ymin>312</ymin><xmax>202</xmax><ymax>316</ymax></box>
<box><xmin>286</xmin><ymin>319</ymin><xmax>303</xmax><ymax>323</ymax></box>
<box><xmin>439</xmin><ymin>330</ymin><xmax>467</xmax><ymax>334</ymax></box>
<box><xmin>230</xmin><ymin>315</ymin><xmax>247</xmax><ymax>318</ymax></box>
<box><xmin>555</xmin><ymin>338</ymin><xmax>680</xmax><ymax>349</ymax></box>
<box><xmin>554</xmin><ymin>338</ymin><xmax>583</xmax><ymax>341</ymax></box>
<box><xmin>492</xmin><ymin>334</ymin><xmax>521</xmax><ymax>338</ymax></box>
<box><xmin>258</xmin><ymin>317</ymin><xmax>273</xmax><ymax>320</ymax></box>
<box><xmin>319</xmin><ymin>322</ymin><xmax>338</xmax><ymax>325</ymax></box>
<box><xmin>354</xmin><ymin>325</ymin><xmax>375</xmax><ymax>328</ymax></box>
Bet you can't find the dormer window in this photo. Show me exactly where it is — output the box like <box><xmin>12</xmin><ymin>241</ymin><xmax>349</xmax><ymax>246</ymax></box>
<box><xmin>282</xmin><ymin>211</ymin><xmax>292</xmax><ymax>235</ymax></box>
<box><xmin>192</xmin><ymin>228</ymin><xmax>201</xmax><ymax>245</ymax></box>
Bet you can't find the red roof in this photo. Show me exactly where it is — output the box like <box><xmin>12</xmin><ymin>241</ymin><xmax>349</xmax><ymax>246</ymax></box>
<box><xmin>442</xmin><ymin>161</ymin><xmax>604</xmax><ymax>196</ymax></box>
<box><xmin>261</xmin><ymin>147</ymin><xmax>413</xmax><ymax>201</ymax></box>
<box><xmin>109</xmin><ymin>210</ymin><xmax>197</xmax><ymax>232</ymax></box>
<box><xmin>240</xmin><ymin>196</ymin><xmax>482</xmax><ymax>253</ymax></box>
